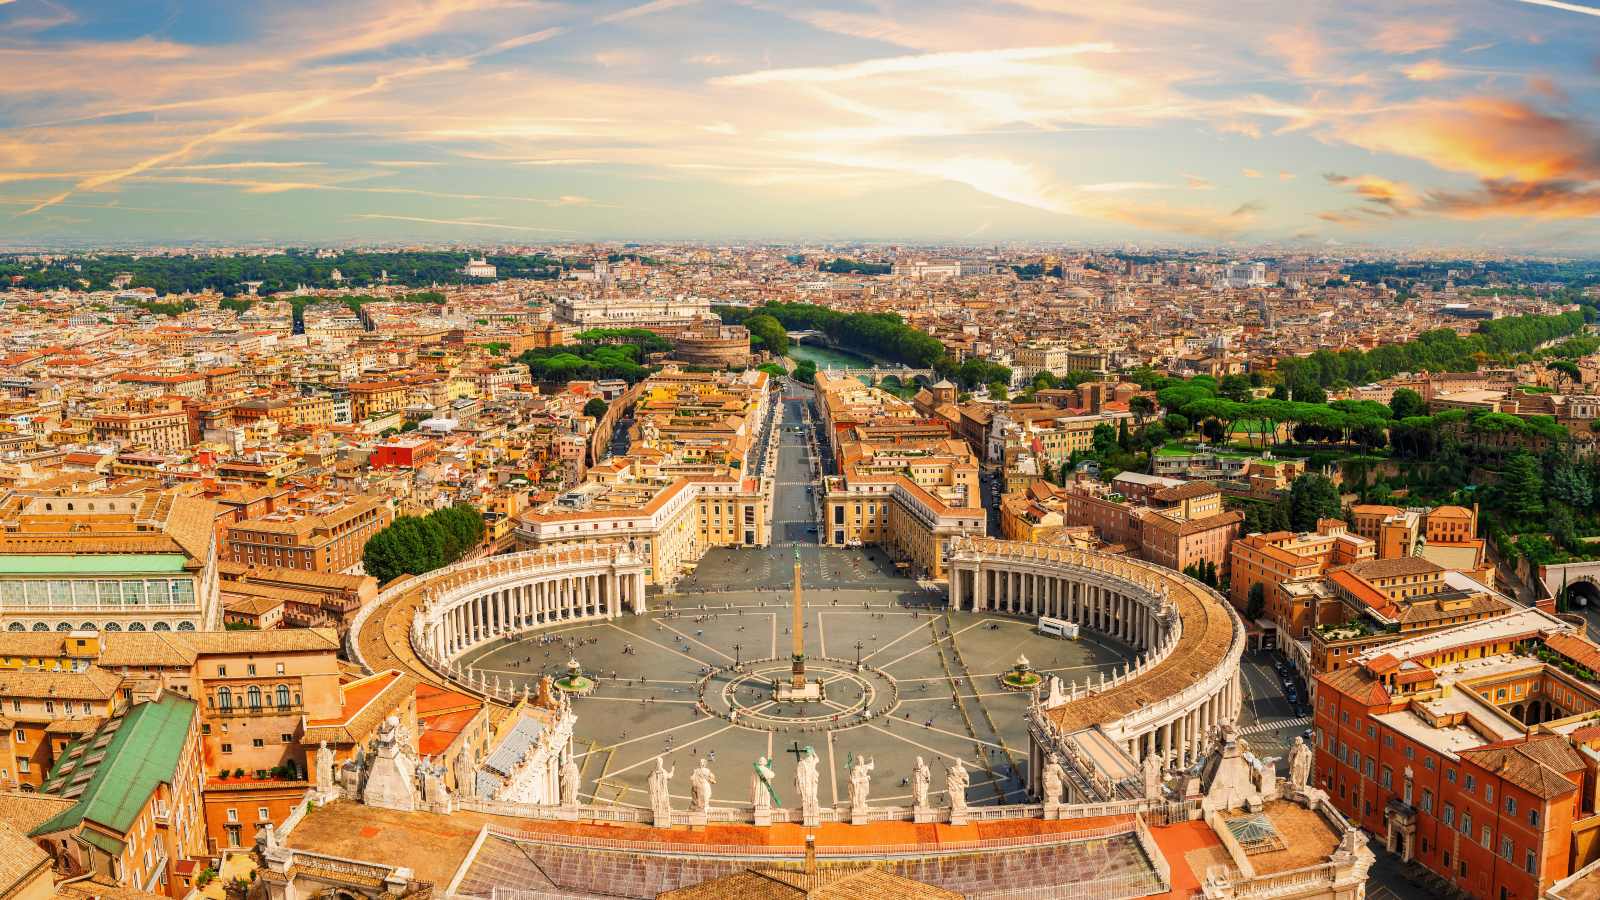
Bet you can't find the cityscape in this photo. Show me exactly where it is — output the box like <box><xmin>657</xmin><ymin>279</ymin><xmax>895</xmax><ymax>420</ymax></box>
<box><xmin>4</xmin><ymin>2</ymin><xmax>1600</xmax><ymax>900</ymax></box>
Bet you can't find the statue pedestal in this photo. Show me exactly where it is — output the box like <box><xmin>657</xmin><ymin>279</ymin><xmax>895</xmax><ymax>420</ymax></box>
<box><xmin>802</xmin><ymin>809</ymin><xmax>820</xmax><ymax>828</ymax></box>
<box><xmin>687</xmin><ymin>812</ymin><xmax>708</xmax><ymax>828</ymax></box>
<box><xmin>850</xmin><ymin>805</ymin><xmax>870</xmax><ymax>825</ymax></box>
<box><xmin>775</xmin><ymin>680</ymin><xmax>823</xmax><ymax>702</ymax></box>
<box><xmin>913</xmin><ymin>806</ymin><xmax>939</xmax><ymax>824</ymax></box>
<box><xmin>1042</xmin><ymin>802</ymin><xmax>1062</xmax><ymax>821</ymax></box>
<box><xmin>653</xmin><ymin>809</ymin><xmax>672</xmax><ymax>828</ymax></box>
<box><xmin>753</xmin><ymin>808</ymin><xmax>772</xmax><ymax>827</ymax></box>
<box><xmin>949</xmin><ymin>808</ymin><xmax>968</xmax><ymax>827</ymax></box>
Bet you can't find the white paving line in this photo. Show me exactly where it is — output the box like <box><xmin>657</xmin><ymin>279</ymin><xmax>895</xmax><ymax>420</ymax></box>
<box><xmin>658</xmin><ymin>620</ymin><xmax>736</xmax><ymax>663</ymax></box>
<box><xmin>876</xmin><ymin>717</ymin><xmax>1007</xmax><ymax>751</ymax></box>
<box><xmin>861</xmin><ymin>617</ymin><xmax>937</xmax><ymax>663</ymax></box>
<box><xmin>575</xmin><ymin>718</ymin><xmax>732</xmax><ymax>764</ymax></box>
<box><xmin>606</xmin><ymin>621</ymin><xmax>717</xmax><ymax>669</ymax></box>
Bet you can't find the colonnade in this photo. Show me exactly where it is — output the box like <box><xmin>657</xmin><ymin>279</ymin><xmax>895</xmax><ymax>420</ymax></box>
<box><xmin>429</xmin><ymin>568</ymin><xmax>646</xmax><ymax>660</ymax></box>
<box><xmin>947</xmin><ymin>538</ymin><xmax>1245</xmax><ymax>799</ymax></box>
<box><xmin>951</xmin><ymin>565</ymin><xmax>1165</xmax><ymax>649</ymax></box>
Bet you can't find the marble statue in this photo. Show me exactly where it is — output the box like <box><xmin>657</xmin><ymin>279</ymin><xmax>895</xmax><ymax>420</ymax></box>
<box><xmin>848</xmin><ymin>755</ymin><xmax>875</xmax><ymax>816</ymax></box>
<box><xmin>1288</xmin><ymin>736</ymin><xmax>1312</xmax><ymax>789</ymax></box>
<box><xmin>648</xmin><ymin>756</ymin><xmax>675</xmax><ymax>820</ymax></box>
<box><xmin>560</xmin><ymin>755</ymin><xmax>581</xmax><ymax>807</ymax></box>
<box><xmin>947</xmin><ymin>760</ymin><xmax>970</xmax><ymax>815</ymax></box>
<box><xmin>795</xmin><ymin>745</ymin><xmax>821</xmax><ymax>820</ymax></box>
<box><xmin>315</xmin><ymin>740</ymin><xmax>334</xmax><ymax>794</ymax></box>
<box><xmin>752</xmin><ymin>756</ymin><xmax>777</xmax><ymax>811</ymax></box>
<box><xmin>1142</xmin><ymin>750</ymin><xmax>1165</xmax><ymax>800</ymax></box>
<box><xmin>911</xmin><ymin>756</ymin><xmax>931</xmax><ymax>809</ymax></box>
<box><xmin>1041</xmin><ymin>752</ymin><xmax>1066</xmax><ymax>806</ymax></box>
<box><xmin>690</xmin><ymin>757</ymin><xmax>717</xmax><ymax>814</ymax></box>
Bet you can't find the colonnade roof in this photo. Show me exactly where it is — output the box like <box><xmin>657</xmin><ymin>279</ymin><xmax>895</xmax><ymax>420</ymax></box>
<box><xmin>959</xmin><ymin>538</ymin><xmax>1238</xmax><ymax>735</ymax></box>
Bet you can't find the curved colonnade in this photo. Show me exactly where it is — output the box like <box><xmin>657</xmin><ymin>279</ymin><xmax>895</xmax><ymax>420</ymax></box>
<box><xmin>347</xmin><ymin>546</ymin><xmax>646</xmax><ymax>702</ymax></box>
<box><xmin>947</xmin><ymin>537</ymin><xmax>1245</xmax><ymax>801</ymax></box>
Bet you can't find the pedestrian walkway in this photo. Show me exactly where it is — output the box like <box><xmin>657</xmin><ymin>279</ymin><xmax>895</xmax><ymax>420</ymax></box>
<box><xmin>1239</xmin><ymin>715</ymin><xmax>1310</xmax><ymax>737</ymax></box>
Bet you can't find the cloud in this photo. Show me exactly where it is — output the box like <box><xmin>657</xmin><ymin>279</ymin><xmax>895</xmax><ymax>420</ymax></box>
<box><xmin>1334</xmin><ymin>97</ymin><xmax>1600</xmax><ymax>184</ymax></box>
<box><xmin>1512</xmin><ymin>0</ymin><xmax>1600</xmax><ymax>17</ymax></box>
<box><xmin>1184</xmin><ymin>174</ymin><xmax>1214</xmax><ymax>190</ymax></box>
<box><xmin>1424</xmin><ymin>179</ymin><xmax>1600</xmax><ymax>219</ymax></box>
<box><xmin>350</xmin><ymin>213</ymin><xmax>574</xmax><ymax>231</ymax></box>
<box><xmin>1371</xmin><ymin>20</ymin><xmax>1457</xmax><ymax>54</ymax></box>
<box><xmin>1278</xmin><ymin>171</ymin><xmax>1296</xmax><ymax>180</ymax></box>
<box><xmin>684</xmin><ymin>53</ymin><xmax>729</xmax><ymax>66</ymax></box>
<box><xmin>1079</xmin><ymin>181</ymin><xmax>1171</xmax><ymax>192</ymax></box>
<box><xmin>596</xmin><ymin>0</ymin><xmax>698</xmax><ymax>25</ymax></box>
<box><xmin>1401</xmin><ymin>59</ymin><xmax>1456</xmax><ymax>81</ymax></box>
<box><xmin>160</xmin><ymin>161</ymin><xmax>325</xmax><ymax>171</ymax></box>
<box><xmin>1323</xmin><ymin>172</ymin><xmax>1419</xmax><ymax>214</ymax></box>
<box><xmin>1241</xmin><ymin>168</ymin><xmax>1262</xmax><ymax>178</ymax></box>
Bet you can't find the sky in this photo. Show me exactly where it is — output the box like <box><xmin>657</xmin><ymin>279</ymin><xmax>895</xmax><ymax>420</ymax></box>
<box><xmin>2</xmin><ymin>0</ymin><xmax>1600</xmax><ymax>250</ymax></box>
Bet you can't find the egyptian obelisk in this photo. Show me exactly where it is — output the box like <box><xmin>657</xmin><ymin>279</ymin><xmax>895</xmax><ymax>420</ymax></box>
<box><xmin>790</xmin><ymin>547</ymin><xmax>806</xmax><ymax>688</ymax></box>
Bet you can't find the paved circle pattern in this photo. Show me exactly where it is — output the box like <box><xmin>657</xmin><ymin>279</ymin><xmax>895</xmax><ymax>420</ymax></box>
<box><xmin>698</xmin><ymin>658</ymin><xmax>899</xmax><ymax>732</ymax></box>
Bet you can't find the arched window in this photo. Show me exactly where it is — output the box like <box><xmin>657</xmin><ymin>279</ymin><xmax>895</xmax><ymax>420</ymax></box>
<box><xmin>55</xmin><ymin>623</ymin><xmax>71</xmax><ymax>632</ymax></box>
<box><xmin>79</xmin><ymin>622</ymin><xmax>96</xmax><ymax>632</ymax></box>
<box><xmin>103</xmin><ymin>622</ymin><xmax>122</xmax><ymax>632</ymax></box>
<box><xmin>128</xmin><ymin>622</ymin><xmax>146</xmax><ymax>632</ymax></box>
<box><xmin>275</xmin><ymin>685</ymin><xmax>290</xmax><ymax>709</ymax></box>
<box><xmin>32</xmin><ymin>623</ymin><xmax>49</xmax><ymax>632</ymax></box>
<box><xmin>152</xmin><ymin>621</ymin><xmax>171</xmax><ymax>632</ymax></box>
<box><xmin>7</xmin><ymin>622</ymin><xmax>24</xmax><ymax>632</ymax></box>
<box><xmin>247</xmin><ymin>686</ymin><xmax>262</xmax><ymax>709</ymax></box>
<box><xmin>218</xmin><ymin>687</ymin><xmax>232</xmax><ymax>710</ymax></box>
<box><xmin>177</xmin><ymin>621</ymin><xmax>195</xmax><ymax>631</ymax></box>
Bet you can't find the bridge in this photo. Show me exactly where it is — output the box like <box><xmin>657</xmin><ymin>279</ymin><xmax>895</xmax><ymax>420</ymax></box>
<box><xmin>817</xmin><ymin>365</ymin><xmax>936</xmax><ymax>386</ymax></box>
<box><xmin>1539</xmin><ymin>560</ymin><xmax>1600</xmax><ymax>606</ymax></box>
<box><xmin>785</xmin><ymin>329</ymin><xmax>825</xmax><ymax>344</ymax></box>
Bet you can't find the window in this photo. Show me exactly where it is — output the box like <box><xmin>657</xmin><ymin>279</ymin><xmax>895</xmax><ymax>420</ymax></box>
<box><xmin>251</xmin><ymin>738</ymin><xmax>264</xmax><ymax>748</ymax></box>
<box><xmin>18</xmin><ymin>759</ymin><xmax>29</xmax><ymax>774</ymax></box>
<box><xmin>217</xmin><ymin>687</ymin><xmax>232</xmax><ymax>711</ymax></box>
<box><xmin>1422</xmin><ymin>789</ymin><xmax>1433</xmax><ymax>813</ymax></box>
<box><xmin>1507</xmin><ymin>797</ymin><xmax>1517</xmax><ymax>815</ymax></box>
<box><xmin>1486</xmin><ymin>786</ymin><xmax>1494</xmax><ymax>804</ymax></box>
<box><xmin>1530</xmin><ymin>809</ymin><xmax>1541</xmax><ymax>827</ymax></box>
<box><xmin>1462</xmin><ymin>812</ymin><xmax>1472</xmax><ymax>835</ymax></box>
<box><xmin>275</xmin><ymin>663</ymin><xmax>285</xmax><ymax>675</ymax></box>
<box><xmin>1502</xmin><ymin>836</ymin><xmax>1514</xmax><ymax>861</ymax></box>
<box><xmin>1381</xmin><ymin>767</ymin><xmax>1393</xmax><ymax>789</ymax></box>
<box><xmin>221</xmin><ymin>743</ymin><xmax>233</xmax><ymax>754</ymax></box>
<box><xmin>1528</xmin><ymin>850</ymin><xmax>1539</xmax><ymax>875</ymax></box>
<box><xmin>1447</xmin><ymin>769</ymin><xmax>1457</xmax><ymax>784</ymax></box>
<box><xmin>1482</xmin><ymin>826</ymin><xmax>1491</xmax><ymax>849</ymax></box>
<box><xmin>217</xmin><ymin>665</ymin><xmax>227</xmax><ymax>677</ymax></box>
<box><xmin>280</xmin><ymin>733</ymin><xmax>293</xmax><ymax>743</ymax></box>
<box><xmin>1466</xmin><ymin>775</ymin><xmax>1476</xmax><ymax>791</ymax></box>
<box><xmin>247</xmin><ymin>685</ymin><xmax>261</xmax><ymax>709</ymax></box>
<box><xmin>258</xmin><ymin>807</ymin><xmax>270</xmax><ymax>821</ymax></box>
<box><xmin>13</xmin><ymin>729</ymin><xmax>24</xmax><ymax>744</ymax></box>
<box><xmin>226</xmin><ymin>808</ymin><xmax>238</xmax><ymax>822</ymax></box>
<box><xmin>1444</xmin><ymin>805</ymin><xmax>1455</xmax><ymax>826</ymax></box>
<box><xmin>276</xmin><ymin>685</ymin><xmax>290</xmax><ymax>709</ymax></box>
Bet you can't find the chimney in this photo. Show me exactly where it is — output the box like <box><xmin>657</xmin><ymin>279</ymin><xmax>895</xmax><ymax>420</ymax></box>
<box><xmin>804</xmin><ymin>834</ymin><xmax>816</xmax><ymax>876</ymax></box>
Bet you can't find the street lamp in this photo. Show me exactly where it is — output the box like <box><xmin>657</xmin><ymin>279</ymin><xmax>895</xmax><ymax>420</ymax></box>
<box><xmin>854</xmin><ymin>639</ymin><xmax>864</xmax><ymax>670</ymax></box>
<box><xmin>733</xmin><ymin>642</ymin><xmax>742</xmax><ymax>670</ymax></box>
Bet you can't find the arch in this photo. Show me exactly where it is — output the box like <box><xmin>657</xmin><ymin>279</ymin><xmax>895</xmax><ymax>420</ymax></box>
<box><xmin>55</xmin><ymin>622</ymin><xmax>71</xmax><ymax>632</ymax></box>
<box><xmin>32</xmin><ymin>622</ymin><xmax>49</xmax><ymax>632</ymax></box>
<box><xmin>1512</xmin><ymin>703</ymin><xmax>1525</xmax><ymax>723</ymax></box>
<box><xmin>7</xmin><ymin>622</ymin><xmax>24</xmax><ymax>632</ymax></box>
<box><xmin>1568</xmin><ymin>579</ymin><xmax>1600</xmax><ymax>608</ymax></box>
<box><xmin>78</xmin><ymin>622</ymin><xmax>97</xmax><ymax>631</ymax></box>
<box><xmin>218</xmin><ymin>687</ymin><xmax>233</xmax><ymax>711</ymax></box>
<box><xmin>128</xmin><ymin>622</ymin><xmax>146</xmax><ymax>631</ymax></box>
<box><xmin>152</xmin><ymin>621</ymin><xmax>172</xmax><ymax>631</ymax></box>
<box><xmin>177</xmin><ymin>621</ymin><xmax>196</xmax><ymax>631</ymax></box>
<box><xmin>275</xmin><ymin>684</ymin><xmax>290</xmax><ymax>709</ymax></box>
<box><xmin>247</xmin><ymin>685</ymin><xmax>262</xmax><ymax>709</ymax></box>
<box><xmin>104</xmin><ymin>622</ymin><xmax>122</xmax><ymax>632</ymax></box>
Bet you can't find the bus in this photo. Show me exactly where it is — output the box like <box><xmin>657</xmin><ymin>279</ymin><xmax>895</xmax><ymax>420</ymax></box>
<box><xmin>1037</xmin><ymin>616</ymin><xmax>1079</xmax><ymax>640</ymax></box>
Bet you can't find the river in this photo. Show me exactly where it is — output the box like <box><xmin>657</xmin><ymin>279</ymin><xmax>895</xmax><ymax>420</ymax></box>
<box><xmin>788</xmin><ymin>343</ymin><xmax>877</xmax><ymax>369</ymax></box>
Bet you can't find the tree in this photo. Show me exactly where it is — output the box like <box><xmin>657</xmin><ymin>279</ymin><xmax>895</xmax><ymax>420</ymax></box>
<box><xmin>1246</xmin><ymin>583</ymin><xmax>1266</xmax><ymax>621</ymax></box>
<box><xmin>1219</xmin><ymin>374</ymin><xmax>1252</xmax><ymax>403</ymax></box>
<box><xmin>1129</xmin><ymin>395</ymin><xmax>1154</xmax><ymax>423</ymax></box>
<box><xmin>744</xmin><ymin>314</ymin><xmax>789</xmax><ymax>355</ymax></box>
<box><xmin>1389</xmin><ymin>388</ymin><xmax>1426</xmax><ymax>420</ymax></box>
<box><xmin>1288</xmin><ymin>473</ymin><xmax>1341</xmax><ymax>532</ymax></box>
<box><xmin>583</xmin><ymin>397</ymin><xmax>609</xmax><ymax>419</ymax></box>
<box><xmin>1498</xmin><ymin>452</ymin><xmax>1546</xmax><ymax>520</ymax></box>
<box><xmin>1163</xmin><ymin>413</ymin><xmax>1190</xmax><ymax>435</ymax></box>
<box><xmin>1547</xmin><ymin>359</ymin><xmax>1581</xmax><ymax>392</ymax></box>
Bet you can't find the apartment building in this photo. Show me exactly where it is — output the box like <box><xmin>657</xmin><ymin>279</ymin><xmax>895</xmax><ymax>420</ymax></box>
<box><xmin>1314</xmin><ymin>609</ymin><xmax>1600</xmax><ymax>900</ymax></box>
<box><xmin>29</xmin><ymin>692</ymin><xmax>206</xmax><ymax>898</ymax></box>
<box><xmin>1229</xmin><ymin>520</ymin><xmax>1375</xmax><ymax>641</ymax></box>
<box><xmin>91</xmin><ymin>404</ymin><xmax>190</xmax><ymax>453</ymax></box>
<box><xmin>224</xmin><ymin>494</ymin><xmax>391</xmax><ymax>574</ymax></box>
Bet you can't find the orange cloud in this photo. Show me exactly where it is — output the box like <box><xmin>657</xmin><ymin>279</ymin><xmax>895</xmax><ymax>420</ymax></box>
<box><xmin>1371</xmin><ymin>20</ymin><xmax>1456</xmax><ymax>54</ymax></box>
<box><xmin>1323</xmin><ymin>172</ymin><xmax>1419</xmax><ymax>214</ymax></box>
<box><xmin>1337</xmin><ymin>97</ymin><xmax>1600</xmax><ymax>183</ymax></box>
<box><xmin>1425</xmin><ymin>180</ymin><xmax>1600</xmax><ymax>219</ymax></box>
<box><xmin>1401</xmin><ymin>59</ymin><xmax>1455</xmax><ymax>81</ymax></box>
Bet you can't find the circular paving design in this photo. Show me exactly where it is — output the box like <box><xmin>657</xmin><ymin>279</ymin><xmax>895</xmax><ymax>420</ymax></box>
<box><xmin>698</xmin><ymin>657</ymin><xmax>899</xmax><ymax>732</ymax></box>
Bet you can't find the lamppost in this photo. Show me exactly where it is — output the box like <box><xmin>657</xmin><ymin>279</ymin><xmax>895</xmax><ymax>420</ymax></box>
<box><xmin>733</xmin><ymin>642</ymin><xmax>742</xmax><ymax>670</ymax></box>
<box><xmin>854</xmin><ymin>640</ymin><xmax>864</xmax><ymax>670</ymax></box>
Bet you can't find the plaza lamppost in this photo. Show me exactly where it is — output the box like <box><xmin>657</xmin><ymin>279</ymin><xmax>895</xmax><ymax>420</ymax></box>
<box><xmin>854</xmin><ymin>639</ymin><xmax>864</xmax><ymax>671</ymax></box>
<box><xmin>733</xmin><ymin>642</ymin><xmax>742</xmax><ymax>671</ymax></box>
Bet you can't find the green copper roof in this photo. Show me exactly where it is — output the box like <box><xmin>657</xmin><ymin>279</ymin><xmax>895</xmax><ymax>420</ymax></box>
<box><xmin>31</xmin><ymin>693</ymin><xmax>196</xmax><ymax>839</ymax></box>
<box><xmin>0</xmin><ymin>554</ymin><xmax>188</xmax><ymax>575</ymax></box>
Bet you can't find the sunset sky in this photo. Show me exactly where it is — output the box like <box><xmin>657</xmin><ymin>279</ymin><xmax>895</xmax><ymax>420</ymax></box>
<box><xmin>3</xmin><ymin>0</ymin><xmax>1600</xmax><ymax>248</ymax></box>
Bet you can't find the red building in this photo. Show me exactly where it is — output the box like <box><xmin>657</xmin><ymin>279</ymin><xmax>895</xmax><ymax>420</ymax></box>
<box><xmin>369</xmin><ymin>436</ymin><xmax>438</xmax><ymax>470</ymax></box>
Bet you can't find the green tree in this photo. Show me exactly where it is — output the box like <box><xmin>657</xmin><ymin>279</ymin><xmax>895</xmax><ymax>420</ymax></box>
<box><xmin>583</xmin><ymin>397</ymin><xmax>609</xmax><ymax>419</ymax></box>
<box><xmin>1288</xmin><ymin>473</ymin><xmax>1341</xmax><ymax>532</ymax></box>
<box><xmin>1498</xmin><ymin>452</ymin><xmax>1546</xmax><ymax>520</ymax></box>
<box><xmin>1246</xmin><ymin>583</ymin><xmax>1266</xmax><ymax>620</ymax></box>
<box><xmin>1547</xmin><ymin>359</ymin><xmax>1581</xmax><ymax>392</ymax></box>
<box><xmin>1389</xmin><ymin>388</ymin><xmax>1426</xmax><ymax>419</ymax></box>
<box><xmin>744</xmin><ymin>314</ymin><xmax>789</xmax><ymax>355</ymax></box>
<box><xmin>1129</xmin><ymin>395</ymin><xmax>1154</xmax><ymax>423</ymax></box>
